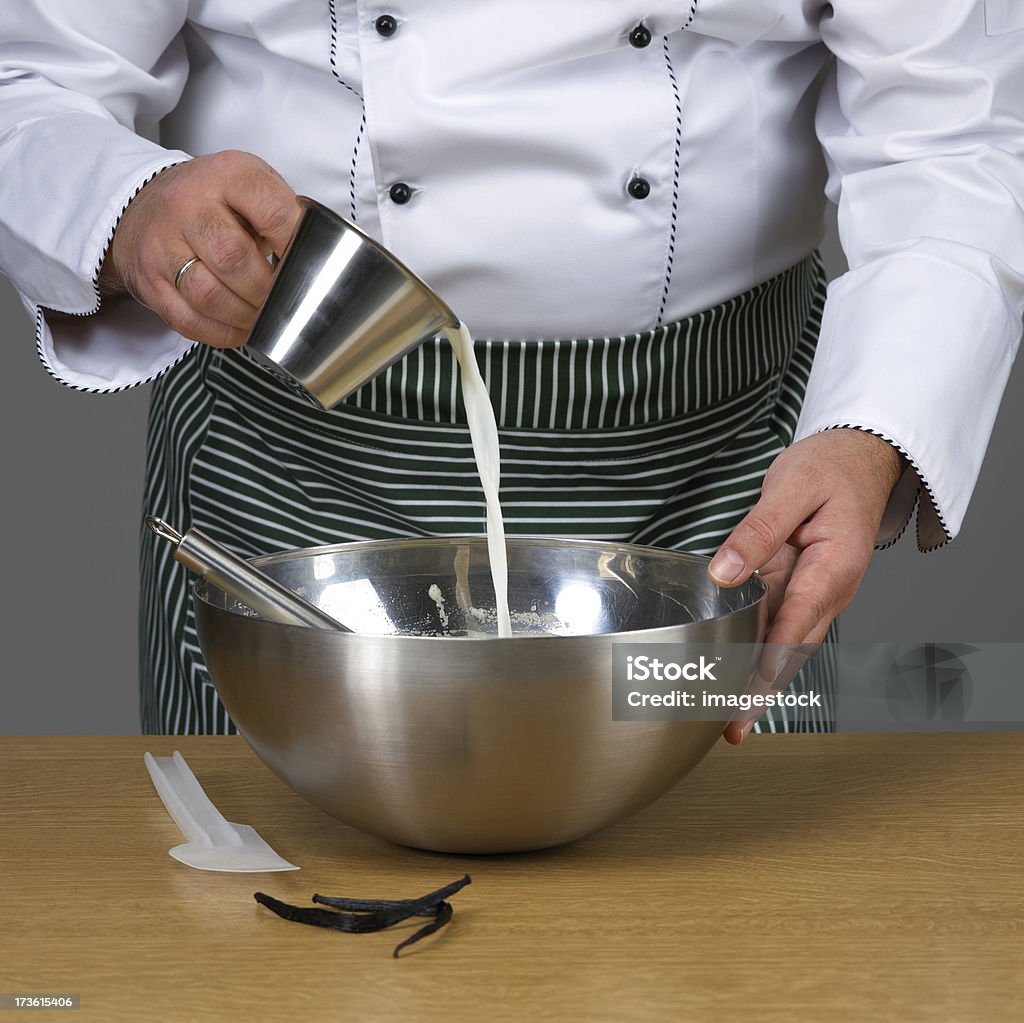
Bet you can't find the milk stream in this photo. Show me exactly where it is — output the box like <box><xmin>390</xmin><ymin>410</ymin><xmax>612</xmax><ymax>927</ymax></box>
<box><xmin>444</xmin><ymin>323</ymin><xmax>513</xmax><ymax>637</ymax></box>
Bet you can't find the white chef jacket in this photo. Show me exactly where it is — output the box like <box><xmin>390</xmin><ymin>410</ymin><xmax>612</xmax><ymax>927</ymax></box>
<box><xmin>1</xmin><ymin>1</ymin><xmax>1023</xmax><ymax>550</ymax></box>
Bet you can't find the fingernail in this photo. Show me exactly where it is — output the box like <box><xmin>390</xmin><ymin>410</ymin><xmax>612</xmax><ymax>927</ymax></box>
<box><xmin>709</xmin><ymin>548</ymin><xmax>745</xmax><ymax>585</ymax></box>
<box><xmin>739</xmin><ymin>720</ymin><xmax>755</xmax><ymax>741</ymax></box>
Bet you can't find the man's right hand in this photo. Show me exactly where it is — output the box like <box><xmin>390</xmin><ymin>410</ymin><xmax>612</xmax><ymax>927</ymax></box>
<box><xmin>98</xmin><ymin>150</ymin><xmax>302</xmax><ymax>348</ymax></box>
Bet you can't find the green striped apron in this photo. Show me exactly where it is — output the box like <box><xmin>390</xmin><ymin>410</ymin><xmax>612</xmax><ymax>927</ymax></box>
<box><xmin>140</xmin><ymin>251</ymin><xmax>835</xmax><ymax>735</ymax></box>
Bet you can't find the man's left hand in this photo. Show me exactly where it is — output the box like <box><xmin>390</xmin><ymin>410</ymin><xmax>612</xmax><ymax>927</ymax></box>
<box><xmin>707</xmin><ymin>428</ymin><xmax>906</xmax><ymax>744</ymax></box>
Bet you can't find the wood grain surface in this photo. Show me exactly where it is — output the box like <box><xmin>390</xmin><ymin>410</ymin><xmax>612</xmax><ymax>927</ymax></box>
<box><xmin>1</xmin><ymin>734</ymin><xmax>1021</xmax><ymax>1022</ymax></box>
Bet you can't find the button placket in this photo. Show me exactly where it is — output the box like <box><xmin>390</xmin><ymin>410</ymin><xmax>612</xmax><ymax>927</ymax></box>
<box><xmin>625</xmin><ymin>24</ymin><xmax>655</xmax><ymax>207</ymax></box>
<box><xmin>371</xmin><ymin>13</ymin><xmax>415</xmax><ymax>211</ymax></box>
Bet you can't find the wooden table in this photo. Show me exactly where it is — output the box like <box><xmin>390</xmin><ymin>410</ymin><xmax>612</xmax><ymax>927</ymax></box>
<box><xmin>1</xmin><ymin>735</ymin><xmax>1021</xmax><ymax>1022</ymax></box>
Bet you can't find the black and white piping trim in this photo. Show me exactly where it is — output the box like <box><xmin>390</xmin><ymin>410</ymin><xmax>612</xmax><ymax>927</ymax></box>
<box><xmin>34</xmin><ymin>310</ymin><xmax>197</xmax><ymax>395</ymax></box>
<box><xmin>327</xmin><ymin>0</ymin><xmax>363</xmax><ymax>98</ymax></box>
<box><xmin>349</xmin><ymin>112</ymin><xmax>366</xmax><ymax>223</ymax></box>
<box><xmin>329</xmin><ymin>0</ymin><xmax>367</xmax><ymax>223</ymax></box>
<box><xmin>681</xmin><ymin>1</ymin><xmax>698</xmax><ymax>31</ymax></box>
<box><xmin>656</xmin><ymin>37</ymin><xmax>683</xmax><ymax>327</ymax></box>
<box><xmin>34</xmin><ymin>158</ymin><xmax>195</xmax><ymax>395</ymax></box>
<box><xmin>821</xmin><ymin>423</ymin><xmax>953</xmax><ymax>553</ymax></box>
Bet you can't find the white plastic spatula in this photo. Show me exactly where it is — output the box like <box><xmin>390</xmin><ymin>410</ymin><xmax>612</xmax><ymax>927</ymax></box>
<box><xmin>144</xmin><ymin>751</ymin><xmax>299</xmax><ymax>873</ymax></box>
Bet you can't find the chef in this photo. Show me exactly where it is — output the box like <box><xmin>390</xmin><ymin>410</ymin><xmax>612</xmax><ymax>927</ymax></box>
<box><xmin>1</xmin><ymin>3</ymin><xmax>1022</xmax><ymax>736</ymax></box>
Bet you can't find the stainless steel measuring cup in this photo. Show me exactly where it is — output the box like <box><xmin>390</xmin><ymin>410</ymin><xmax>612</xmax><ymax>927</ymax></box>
<box><xmin>245</xmin><ymin>196</ymin><xmax>460</xmax><ymax>409</ymax></box>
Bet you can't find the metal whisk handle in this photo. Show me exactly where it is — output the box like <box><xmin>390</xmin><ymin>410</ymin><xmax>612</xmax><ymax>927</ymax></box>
<box><xmin>145</xmin><ymin>516</ymin><xmax>350</xmax><ymax>632</ymax></box>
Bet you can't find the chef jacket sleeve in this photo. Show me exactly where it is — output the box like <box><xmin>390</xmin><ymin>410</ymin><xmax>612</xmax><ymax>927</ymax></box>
<box><xmin>795</xmin><ymin>1</ymin><xmax>1024</xmax><ymax>550</ymax></box>
<box><xmin>0</xmin><ymin>1</ymin><xmax>196</xmax><ymax>392</ymax></box>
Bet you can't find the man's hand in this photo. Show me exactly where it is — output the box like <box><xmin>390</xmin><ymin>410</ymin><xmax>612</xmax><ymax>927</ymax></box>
<box><xmin>707</xmin><ymin>428</ymin><xmax>906</xmax><ymax>744</ymax></box>
<box><xmin>99</xmin><ymin>150</ymin><xmax>302</xmax><ymax>348</ymax></box>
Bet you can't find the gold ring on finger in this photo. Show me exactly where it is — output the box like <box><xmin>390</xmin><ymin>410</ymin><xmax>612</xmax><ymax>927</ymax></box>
<box><xmin>173</xmin><ymin>256</ymin><xmax>202</xmax><ymax>291</ymax></box>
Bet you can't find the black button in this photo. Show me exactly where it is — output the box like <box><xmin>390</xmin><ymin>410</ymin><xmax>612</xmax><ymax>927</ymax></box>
<box><xmin>375</xmin><ymin>14</ymin><xmax>398</xmax><ymax>37</ymax></box>
<box><xmin>628</xmin><ymin>24</ymin><xmax>652</xmax><ymax>48</ymax></box>
<box><xmin>389</xmin><ymin>182</ymin><xmax>412</xmax><ymax>204</ymax></box>
<box><xmin>627</xmin><ymin>176</ymin><xmax>651</xmax><ymax>200</ymax></box>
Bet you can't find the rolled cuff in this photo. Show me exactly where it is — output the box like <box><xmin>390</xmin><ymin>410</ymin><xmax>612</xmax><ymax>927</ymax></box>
<box><xmin>29</xmin><ymin>292</ymin><xmax>196</xmax><ymax>394</ymax></box>
<box><xmin>794</xmin><ymin>253</ymin><xmax>1020</xmax><ymax>551</ymax></box>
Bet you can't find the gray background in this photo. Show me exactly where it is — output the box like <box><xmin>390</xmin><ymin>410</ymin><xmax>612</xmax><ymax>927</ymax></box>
<box><xmin>2</xmin><ymin>213</ymin><xmax>1022</xmax><ymax>734</ymax></box>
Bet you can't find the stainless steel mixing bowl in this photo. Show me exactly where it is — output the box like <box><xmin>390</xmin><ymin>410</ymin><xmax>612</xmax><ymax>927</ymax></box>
<box><xmin>193</xmin><ymin>536</ymin><xmax>767</xmax><ymax>853</ymax></box>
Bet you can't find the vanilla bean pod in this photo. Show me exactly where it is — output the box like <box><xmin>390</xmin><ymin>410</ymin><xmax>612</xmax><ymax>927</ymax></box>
<box><xmin>253</xmin><ymin>874</ymin><xmax>471</xmax><ymax>956</ymax></box>
<box><xmin>311</xmin><ymin>874</ymin><xmax>471</xmax><ymax>913</ymax></box>
<box><xmin>253</xmin><ymin>892</ymin><xmax>388</xmax><ymax>932</ymax></box>
<box><xmin>254</xmin><ymin>892</ymin><xmax>416</xmax><ymax>933</ymax></box>
<box><xmin>391</xmin><ymin>900</ymin><xmax>453</xmax><ymax>959</ymax></box>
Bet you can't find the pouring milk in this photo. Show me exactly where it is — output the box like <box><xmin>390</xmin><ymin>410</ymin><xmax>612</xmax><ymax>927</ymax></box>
<box><xmin>444</xmin><ymin>323</ymin><xmax>513</xmax><ymax>637</ymax></box>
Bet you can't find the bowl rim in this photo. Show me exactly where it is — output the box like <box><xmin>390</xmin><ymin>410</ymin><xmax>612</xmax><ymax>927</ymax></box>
<box><xmin>192</xmin><ymin>534</ymin><xmax>768</xmax><ymax>642</ymax></box>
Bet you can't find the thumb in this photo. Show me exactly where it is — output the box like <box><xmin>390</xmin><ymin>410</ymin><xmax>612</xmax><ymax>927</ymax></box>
<box><xmin>221</xmin><ymin>155</ymin><xmax>303</xmax><ymax>258</ymax></box>
<box><xmin>708</xmin><ymin>480</ymin><xmax>822</xmax><ymax>587</ymax></box>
